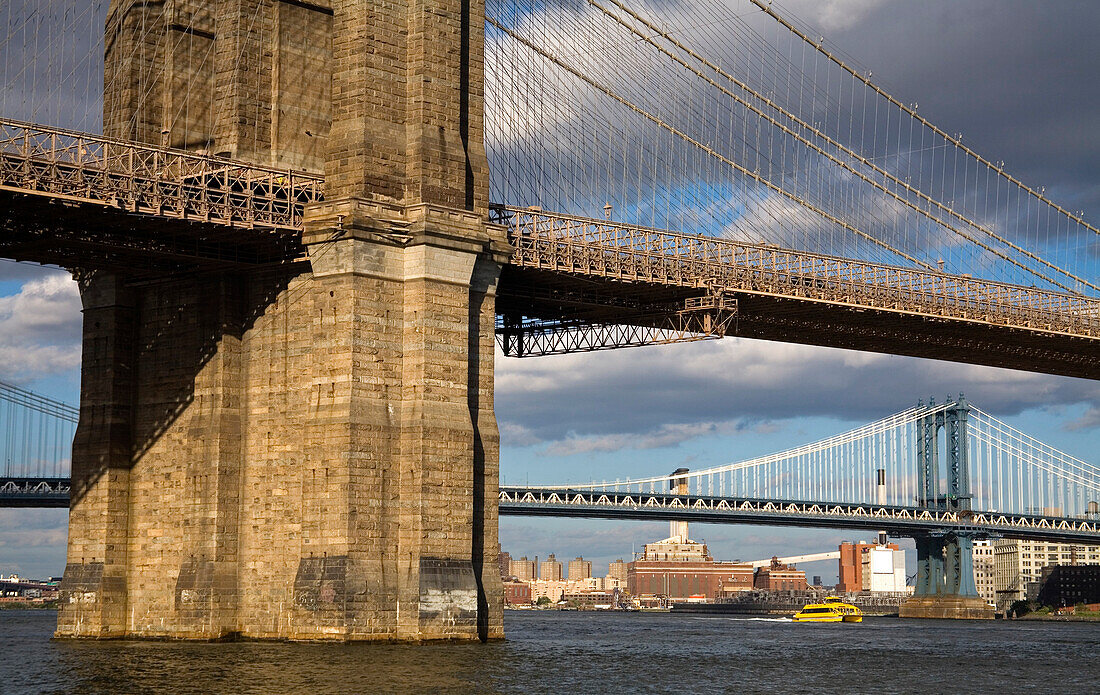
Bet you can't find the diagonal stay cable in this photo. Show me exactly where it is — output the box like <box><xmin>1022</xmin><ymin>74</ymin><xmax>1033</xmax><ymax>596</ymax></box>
<box><xmin>595</xmin><ymin>0</ymin><xmax>1094</xmax><ymax>295</ymax></box>
<box><xmin>748</xmin><ymin>0</ymin><xmax>1100</xmax><ymax>241</ymax></box>
<box><xmin>486</xmin><ymin>15</ymin><xmax>933</xmax><ymax>270</ymax></box>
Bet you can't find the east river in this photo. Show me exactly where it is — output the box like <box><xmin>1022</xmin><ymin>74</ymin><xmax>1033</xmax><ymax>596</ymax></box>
<box><xmin>2</xmin><ymin>610</ymin><xmax>1099</xmax><ymax>693</ymax></box>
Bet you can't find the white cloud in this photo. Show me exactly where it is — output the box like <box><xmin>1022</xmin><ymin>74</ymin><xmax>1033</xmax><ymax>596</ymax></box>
<box><xmin>496</xmin><ymin>338</ymin><xmax>1100</xmax><ymax>450</ymax></box>
<box><xmin>1067</xmin><ymin>407</ymin><xmax>1100</xmax><ymax>432</ymax></box>
<box><xmin>0</xmin><ymin>509</ymin><xmax>69</xmax><ymax>578</ymax></box>
<box><xmin>500</xmin><ymin>422</ymin><xmax>543</xmax><ymax>447</ymax></box>
<box><xmin>0</xmin><ymin>272</ymin><xmax>82</xmax><ymax>383</ymax></box>
<box><xmin>782</xmin><ymin>0</ymin><xmax>887</xmax><ymax>32</ymax></box>
<box><xmin>541</xmin><ymin>420</ymin><xmax>777</xmax><ymax>456</ymax></box>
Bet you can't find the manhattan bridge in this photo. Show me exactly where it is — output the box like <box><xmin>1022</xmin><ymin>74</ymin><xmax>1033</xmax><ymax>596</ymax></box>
<box><xmin>0</xmin><ymin>0</ymin><xmax>1097</xmax><ymax>638</ymax></box>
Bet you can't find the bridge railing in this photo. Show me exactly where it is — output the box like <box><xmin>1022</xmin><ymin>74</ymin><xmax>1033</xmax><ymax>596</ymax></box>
<box><xmin>0</xmin><ymin>118</ymin><xmax>324</xmax><ymax>233</ymax></box>
<box><xmin>498</xmin><ymin>487</ymin><xmax>1100</xmax><ymax>543</ymax></box>
<box><xmin>501</xmin><ymin>207</ymin><xmax>1100</xmax><ymax>339</ymax></box>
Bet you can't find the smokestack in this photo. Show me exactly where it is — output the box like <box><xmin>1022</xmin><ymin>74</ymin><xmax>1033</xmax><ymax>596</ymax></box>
<box><xmin>669</xmin><ymin>468</ymin><xmax>690</xmax><ymax>542</ymax></box>
<box><xmin>876</xmin><ymin>468</ymin><xmax>886</xmax><ymax>506</ymax></box>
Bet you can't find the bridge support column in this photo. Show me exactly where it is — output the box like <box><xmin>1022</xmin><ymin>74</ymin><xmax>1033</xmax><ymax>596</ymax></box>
<box><xmin>56</xmin><ymin>273</ymin><xmax>135</xmax><ymax>638</ymax></box>
<box><xmin>59</xmin><ymin>0</ymin><xmax>506</xmax><ymax>641</ymax></box>
<box><xmin>293</xmin><ymin>201</ymin><xmax>507</xmax><ymax>641</ymax></box>
<box><xmin>901</xmin><ymin>533</ymin><xmax>992</xmax><ymax>620</ymax></box>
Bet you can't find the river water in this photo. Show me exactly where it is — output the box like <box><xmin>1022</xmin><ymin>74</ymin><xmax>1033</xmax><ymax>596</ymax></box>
<box><xmin>2</xmin><ymin>610</ymin><xmax>1098</xmax><ymax>693</ymax></box>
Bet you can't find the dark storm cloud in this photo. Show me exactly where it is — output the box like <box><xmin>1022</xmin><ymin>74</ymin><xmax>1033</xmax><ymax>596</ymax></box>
<box><xmin>0</xmin><ymin>0</ymin><xmax>107</xmax><ymax>130</ymax></box>
<box><xmin>817</xmin><ymin>0</ymin><xmax>1100</xmax><ymax>217</ymax></box>
<box><xmin>0</xmin><ymin>260</ymin><xmax>67</xmax><ymax>284</ymax></box>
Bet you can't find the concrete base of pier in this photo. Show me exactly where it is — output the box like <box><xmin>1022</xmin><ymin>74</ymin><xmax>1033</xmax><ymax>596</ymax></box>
<box><xmin>899</xmin><ymin>596</ymin><xmax>994</xmax><ymax>620</ymax></box>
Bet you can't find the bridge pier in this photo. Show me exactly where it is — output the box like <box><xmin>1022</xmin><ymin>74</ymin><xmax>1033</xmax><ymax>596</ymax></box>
<box><xmin>902</xmin><ymin>398</ymin><xmax>993</xmax><ymax>620</ymax></box>
<box><xmin>58</xmin><ymin>0</ymin><xmax>507</xmax><ymax>641</ymax></box>
<box><xmin>900</xmin><ymin>533</ymin><xmax>993</xmax><ymax>620</ymax></box>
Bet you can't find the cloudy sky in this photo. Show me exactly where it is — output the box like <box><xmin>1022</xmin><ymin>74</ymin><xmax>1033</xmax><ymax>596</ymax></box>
<box><xmin>495</xmin><ymin>0</ymin><xmax>1100</xmax><ymax>580</ymax></box>
<box><xmin>2</xmin><ymin>0</ymin><xmax>1099</xmax><ymax>581</ymax></box>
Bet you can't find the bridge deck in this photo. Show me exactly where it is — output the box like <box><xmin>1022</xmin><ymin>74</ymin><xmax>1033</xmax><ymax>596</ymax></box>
<box><xmin>498</xmin><ymin>208</ymin><xmax>1099</xmax><ymax>378</ymax></box>
<box><xmin>1</xmin><ymin>119</ymin><xmax>1096</xmax><ymax>376</ymax></box>
<box><xmin>499</xmin><ymin>487</ymin><xmax>1100</xmax><ymax>544</ymax></box>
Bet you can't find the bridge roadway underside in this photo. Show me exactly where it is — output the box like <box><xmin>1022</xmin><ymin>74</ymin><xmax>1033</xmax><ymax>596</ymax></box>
<box><xmin>498</xmin><ymin>266</ymin><xmax>1099</xmax><ymax>380</ymax></box>
<box><xmin>0</xmin><ymin>477</ymin><xmax>69</xmax><ymax>508</ymax></box>
<box><xmin>0</xmin><ymin>190</ymin><xmax>1095</xmax><ymax>379</ymax></box>
<box><xmin>0</xmin><ymin>192</ymin><xmax>302</xmax><ymax>273</ymax></box>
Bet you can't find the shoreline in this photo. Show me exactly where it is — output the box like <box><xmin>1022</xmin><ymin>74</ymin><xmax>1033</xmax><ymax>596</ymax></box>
<box><xmin>1016</xmin><ymin>613</ymin><xmax>1100</xmax><ymax>622</ymax></box>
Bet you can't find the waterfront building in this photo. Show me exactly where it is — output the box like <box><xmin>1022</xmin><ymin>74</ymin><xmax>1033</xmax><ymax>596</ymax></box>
<box><xmin>608</xmin><ymin>559</ymin><xmax>629</xmax><ymax>583</ymax></box>
<box><xmin>627</xmin><ymin>523</ymin><xmax>753</xmax><ymax>602</ymax></box>
<box><xmin>860</xmin><ymin>546</ymin><xmax>907</xmax><ymax>592</ymax></box>
<box><xmin>527</xmin><ymin>578</ymin><xmax>603</xmax><ymax>603</ymax></box>
<box><xmin>568</xmin><ymin>557</ymin><xmax>592</xmax><ymax>581</ymax></box>
<box><xmin>1036</xmin><ymin>565</ymin><xmax>1100</xmax><ymax>608</ymax></box>
<box><xmin>715</xmin><ymin>570</ymin><xmax>754</xmax><ymax>598</ymax></box>
<box><xmin>972</xmin><ymin>540</ymin><xmax>996</xmax><ymax>604</ymax></box>
<box><xmin>529</xmin><ymin>580</ymin><xmax>566</xmax><ymax>604</ymax></box>
<box><xmin>0</xmin><ymin>575</ymin><xmax>61</xmax><ymax>603</ymax></box>
<box><xmin>838</xmin><ymin>540</ymin><xmax>901</xmax><ymax>593</ymax></box>
<box><xmin>994</xmin><ymin>540</ymin><xmax>1100</xmax><ymax>610</ymax></box>
<box><xmin>599</xmin><ymin>575</ymin><xmax>625</xmax><ymax>591</ymax></box>
<box><xmin>512</xmin><ymin>556</ymin><xmax>538</xmax><ymax>581</ymax></box>
<box><xmin>753</xmin><ymin>558</ymin><xmax>807</xmax><ymax>592</ymax></box>
<box><xmin>499</xmin><ymin>548</ymin><xmax>513</xmax><ymax>579</ymax></box>
<box><xmin>504</xmin><ymin>580</ymin><xmax>532</xmax><ymax>607</ymax></box>
<box><xmin>541</xmin><ymin>554</ymin><xmax>563</xmax><ymax>581</ymax></box>
<box><xmin>561</xmin><ymin>591</ymin><xmax>616</xmax><ymax>609</ymax></box>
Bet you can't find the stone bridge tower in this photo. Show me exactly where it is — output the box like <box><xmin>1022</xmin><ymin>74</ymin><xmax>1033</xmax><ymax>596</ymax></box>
<box><xmin>56</xmin><ymin>0</ymin><xmax>507</xmax><ymax>641</ymax></box>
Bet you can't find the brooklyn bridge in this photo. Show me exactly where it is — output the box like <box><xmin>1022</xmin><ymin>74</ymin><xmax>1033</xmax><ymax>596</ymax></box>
<box><xmin>0</xmin><ymin>0</ymin><xmax>1096</xmax><ymax>640</ymax></box>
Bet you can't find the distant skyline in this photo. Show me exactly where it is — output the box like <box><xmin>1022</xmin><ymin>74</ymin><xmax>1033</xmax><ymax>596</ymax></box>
<box><xmin>2</xmin><ymin>0</ymin><xmax>1100</xmax><ymax>580</ymax></box>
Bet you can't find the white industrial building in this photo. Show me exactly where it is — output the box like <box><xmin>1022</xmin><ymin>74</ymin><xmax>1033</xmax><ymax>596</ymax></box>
<box><xmin>862</xmin><ymin>547</ymin><xmax>907</xmax><ymax>592</ymax></box>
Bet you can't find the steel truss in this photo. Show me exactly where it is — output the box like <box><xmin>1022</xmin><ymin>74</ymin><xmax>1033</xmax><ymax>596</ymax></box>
<box><xmin>0</xmin><ymin>119</ymin><xmax>322</xmax><ymax>232</ymax></box>
<box><xmin>497</xmin><ymin>294</ymin><xmax>737</xmax><ymax>356</ymax></box>
<box><xmin>0</xmin><ymin>477</ymin><xmax>70</xmax><ymax>508</ymax></box>
<box><xmin>497</xmin><ymin>206</ymin><xmax>1100</xmax><ymax>341</ymax></box>
<box><xmin>498</xmin><ymin>487</ymin><xmax>1100</xmax><ymax>544</ymax></box>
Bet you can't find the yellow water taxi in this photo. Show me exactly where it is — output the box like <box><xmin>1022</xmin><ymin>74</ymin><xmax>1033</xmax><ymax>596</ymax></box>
<box><xmin>792</xmin><ymin>596</ymin><xmax>863</xmax><ymax>623</ymax></box>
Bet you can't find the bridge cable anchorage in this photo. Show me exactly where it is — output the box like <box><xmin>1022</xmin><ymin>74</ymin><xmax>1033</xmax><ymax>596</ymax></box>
<box><xmin>589</xmin><ymin>0</ymin><xmax>1096</xmax><ymax>295</ymax></box>
<box><xmin>746</xmin><ymin>0</ymin><xmax>1100</xmax><ymax>243</ymax></box>
<box><xmin>485</xmin><ymin>14</ymin><xmax>932</xmax><ymax>272</ymax></box>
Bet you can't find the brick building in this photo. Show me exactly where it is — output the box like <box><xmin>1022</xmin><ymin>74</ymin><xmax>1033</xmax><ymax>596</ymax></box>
<box><xmin>511</xmin><ymin>556</ymin><xmax>538</xmax><ymax>581</ymax></box>
<box><xmin>608</xmin><ymin>559</ymin><xmax>629</xmax><ymax>583</ymax></box>
<box><xmin>972</xmin><ymin>540</ymin><xmax>996</xmax><ymax>604</ymax></box>
<box><xmin>540</xmin><ymin>554</ymin><xmax>563</xmax><ymax>581</ymax></box>
<box><xmin>753</xmin><ymin>558</ymin><xmax>808</xmax><ymax>592</ymax></box>
<box><xmin>627</xmin><ymin>524</ymin><xmax>753</xmax><ymax>602</ymax></box>
<box><xmin>1036</xmin><ymin>565</ymin><xmax>1100</xmax><ymax>608</ymax></box>
<box><xmin>568</xmin><ymin>557</ymin><xmax>592</xmax><ymax>581</ymax></box>
<box><xmin>503</xmin><ymin>581</ymin><xmax>532</xmax><ymax>607</ymax></box>
<box><xmin>838</xmin><ymin>540</ymin><xmax>901</xmax><ymax>593</ymax></box>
